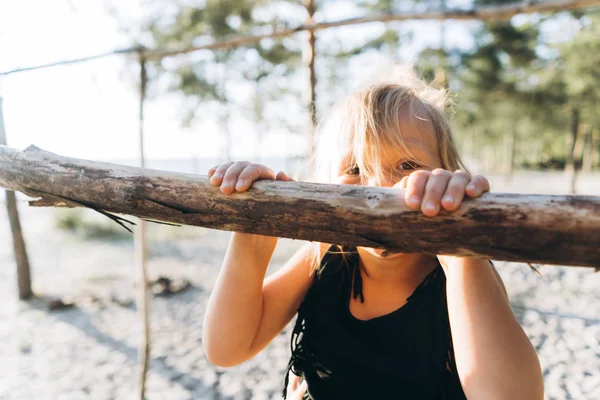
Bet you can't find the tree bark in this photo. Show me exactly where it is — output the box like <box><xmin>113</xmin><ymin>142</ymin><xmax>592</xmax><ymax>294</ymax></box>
<box><xmin>0</xmin><ymin>145</ymin><xmax>599</xmax><ymax>268</ymax></box>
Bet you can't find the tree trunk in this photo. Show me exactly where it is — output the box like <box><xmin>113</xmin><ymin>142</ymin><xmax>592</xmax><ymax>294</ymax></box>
<box><xmin>1</xmin><ymin>146</ymin><xmax>599</xmax><ymax>268</ymax></box>
<box><xmin>0</xmin><ymin>97</ymin><xmax>33</xmax><ymax>300</ymax></box>
<box><xmin>582</xmin><ymin>128</ymin><xmax>593</xmax><ymax>174</ymax></box>
<box><xmin>593</xmin><ymin>128</ymin><xmax>600</xmax><ymax>170</ymax></box>
<box><xmin>565</xmin><ymin>107</ymin><xmax>580</xmax><ymax>194</ymax></box>
<box><xmin>502</xmin><ymin>127</ymin><xmax>517</xmax><ymax>180</ymax></box>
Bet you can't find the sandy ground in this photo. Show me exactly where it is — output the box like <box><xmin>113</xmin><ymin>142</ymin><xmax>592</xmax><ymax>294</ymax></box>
<box><xmin>0</xmin><ymin>171</ymin><xmax>598</xmax><ymax>400</ymax></box>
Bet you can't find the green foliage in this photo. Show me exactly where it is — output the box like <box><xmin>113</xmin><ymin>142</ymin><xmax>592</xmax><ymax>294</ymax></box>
<box><xmin>133</xmin><ymin>0</ymin><xmax>599</xmax><ymax>171</ymax></box>
<box><xmin>144</xmin><ymin>0</ymin><xmax>303</xmax><ymax>130</ymax></box>
<box><xmin>557</xmin><ymin>11</ymin><xmax>600</xmax><ymax>122</ymax></box>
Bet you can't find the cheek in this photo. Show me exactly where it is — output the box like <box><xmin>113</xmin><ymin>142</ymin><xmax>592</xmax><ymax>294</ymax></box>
<box><xmin>336</xmin><ymin>175</ymin><xmax>361</xmax><ymax>185</ymax></box>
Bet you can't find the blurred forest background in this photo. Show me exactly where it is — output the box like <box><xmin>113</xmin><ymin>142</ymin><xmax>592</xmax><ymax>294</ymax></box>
<box><xmin>112</xmin><ymin>0</ymin><xmax>600</xmax><ymax>178</ymax></box>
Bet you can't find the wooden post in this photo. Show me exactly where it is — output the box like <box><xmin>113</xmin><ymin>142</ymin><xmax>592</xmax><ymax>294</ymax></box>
<box><xmin>135</xmin><ymin>51</ymin><xmax>150</xmax><ymax>400</ymax></box>
<box><xmin>435</xmin><ymin>0</ymin><xmax>447</xmax><ymax>89</ymax></box>
<box><xmin>304</xmin><ymin>0</ymin><xmax>318</xmax><ymax>157</ymax></box>
<box><xmin>0</xmin><ymin>97</ymin><xmax>32</xmax><ymax>300</ymax></box>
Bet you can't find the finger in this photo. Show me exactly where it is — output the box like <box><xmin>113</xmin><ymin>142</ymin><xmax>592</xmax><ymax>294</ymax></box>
<box><xmin>276</xmin><ymin>171</ymin><xmax>294</xmax><ymax>181</ymax></box>
<box><xmin>392</xmin><ymin>176</ymin><xmax>408</xmax><ymax>190</ymax></box>
<box><xmin>235</xmin><ymin>164</ymin><xmax>276</xmax><ymax>192</ymax></box>
<box><xmin>421</xmin><ymin>168</ymin><xmax>452</xmax><ymax>217</ymax></box>
<box><xmin>404</xmin><ymin>170</ymin><xmax>431</xmax><ymax>210</ymax></box>
<box><xmin>209</xmin><ymin>162</ymin><xmax>233</xmax><ymax>185</ymax></box>
<box><xmin>465</xmin><ymin>175</ymin><xmax>491</xmax><ymax>198</ymax></box>
<box><xmin>220</xmin><ymin>161</ymin><xmax>251</xmax><ymax>194</ymax></box>
<box><xmin>399</xmin><ymin>175</ymin><xmax>409</xmax><ymax>189</ymax></box>
<box><xmin>208</xmin><ymin>165</ymin><xmax>220</xmax><ymax>178</ymax></box>
<box><xmin>440</xmin><ymin>170</ymin><xmax>471</xmax><ymax>212</ymax></box>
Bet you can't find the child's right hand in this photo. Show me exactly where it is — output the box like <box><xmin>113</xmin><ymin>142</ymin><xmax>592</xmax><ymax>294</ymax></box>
<box><xmin>208</xmin><ymin>161</ymin><xmax>293</xmax><ymax>194</ymax></box>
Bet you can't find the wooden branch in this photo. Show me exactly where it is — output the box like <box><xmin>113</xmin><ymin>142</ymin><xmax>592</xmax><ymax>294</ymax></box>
<box><xmin>0</xmin><ymin>145</ymin><xmax>599</xmax><ymax>267</ymax></box>
<box><xmin>0</xmin><ymin>47</ymin><xmax>140</xmax><ymax>77</ymax></box>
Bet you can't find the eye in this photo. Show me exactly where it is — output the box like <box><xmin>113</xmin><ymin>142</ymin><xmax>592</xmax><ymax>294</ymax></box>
<box><xmin>398</xmin><ymin>160</ymin><xmax>421</xmax><ymax>171</ymax></box>
<box><xmin>347</xmin><ymin>165</ymin><xmax>360</xmax><ymax>175</ymax></box>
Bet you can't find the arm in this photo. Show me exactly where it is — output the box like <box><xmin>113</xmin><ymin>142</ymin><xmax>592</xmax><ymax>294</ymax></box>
<box><xmin>202</xmin><ymin>234</ymin><xmax>319</xmax><ymax>367</ymax></box>
<box><xmin>440</xmin><ymin>257</ymin><xmax>543</xmax><ymax>400</ymax></box>
<box><xmin>203</xmin><ymin>161</ymin><xmax>317</xmax><ymax>366</ymax></box>
<box><xmin>401</xmin><ymin>169</ymin><xmax>542</xmax><ymax>399</ymax></box>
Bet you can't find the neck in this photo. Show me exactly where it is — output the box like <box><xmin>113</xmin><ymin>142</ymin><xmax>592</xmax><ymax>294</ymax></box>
<box><xmin>356</xmin><ymin>248</ymin><xmax>438</xmax><ymax>288</ymax></box>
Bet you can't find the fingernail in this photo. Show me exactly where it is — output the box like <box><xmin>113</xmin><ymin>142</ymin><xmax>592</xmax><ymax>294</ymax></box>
<box><xmin>408</xmin><ymin>196</ymin><xmax>420</xmax><ymax>206</ymax></box>
<box><xmin>222</xmin><ymin>181</ymin><xmax>233</xmax><ymax>188</ymax></box>
<box><xmin>467</xmin><ymin>184</ymin><xmax>475</xmax><ymax>191</ymax></box>
<box><xmin>442</xmin><ymin>195</ymin><xmax>454</xmax><ymax>205</ymax></box>
<box><xmin>235</xmin><ymin>180</ymin><xmax>246</xmax><ymax>190</ymax></box>
<box><xmin>425</xmin><ymin>201</ymin><xmax>437</xmax><ymax>212</ymax></box>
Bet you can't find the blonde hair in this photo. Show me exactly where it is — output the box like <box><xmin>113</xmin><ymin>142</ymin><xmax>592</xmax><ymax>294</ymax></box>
<box><xmin>313</xmin><ymin>65</ymin><xmax>467</xmax><ymax>185</ymax></box>
<box><xmin>310</xmin><ymin>65</ymin><xmax>467</xmax><ymax>270</ymax></box>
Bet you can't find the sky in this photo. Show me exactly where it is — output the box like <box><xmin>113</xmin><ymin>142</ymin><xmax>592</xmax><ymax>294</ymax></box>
<box><xmin>0</xmin><ymin>0</ymin><xmax>479</xmax><ymax>163</ymax></box>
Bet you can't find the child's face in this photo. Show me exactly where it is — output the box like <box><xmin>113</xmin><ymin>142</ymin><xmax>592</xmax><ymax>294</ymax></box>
<box><xmin>336</xmin><ymin>107</ymin><xmax>442</xmax><ymax>187</ymax></box>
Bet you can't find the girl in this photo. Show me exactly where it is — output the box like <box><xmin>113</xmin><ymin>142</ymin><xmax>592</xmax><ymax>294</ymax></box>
<box><xmin>203</xmin><ymin>67</ymin><xmax>543</xmax><ymax>400</ymax></box>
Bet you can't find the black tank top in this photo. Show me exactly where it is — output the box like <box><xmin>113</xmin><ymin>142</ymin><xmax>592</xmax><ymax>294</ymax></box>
<box><xmin>283</xmin><ymin>247</ymin><xmax>466</xmax><ymax>400</ymax></box>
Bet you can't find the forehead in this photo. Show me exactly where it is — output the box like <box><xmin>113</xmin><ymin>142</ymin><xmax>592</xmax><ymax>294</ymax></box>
<box><xmin>339</xmin><ymin>102</ymin><xmax>440</xmax><ymax>165</ymax></box>
<box><xmin>395</xmin><ymin>104</ymin><xmax>438</xmax><ymax>151</ymax></box>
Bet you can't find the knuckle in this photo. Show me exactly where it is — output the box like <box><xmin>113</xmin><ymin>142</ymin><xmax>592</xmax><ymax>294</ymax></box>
<box><xmin>413</xmin><ymin>169</ymin><xmax>431</xmax><ymax>177</ymax></box>
<box><xmin>431</xmin><ymin>168</ymin><xmax>451</xmax><ymax>177</ymax></box>
<box><xmin>409</xmin><ymin>170</ymin><xmax>430</xmax><ymax>182</ymax></box>
<box><xmin>223</xmin><ymin>169</ymin><xmax>239</xmax><ymax>179</ymax></box>
<box><xmin>233</xmin><ymin>161</ymin><xmax>249</xmax><ymax>168</ymax></box>
<box><xmin>454</xmin><ymin>170</ymin><xmax>471</xmax><ymax>179</ymax></box>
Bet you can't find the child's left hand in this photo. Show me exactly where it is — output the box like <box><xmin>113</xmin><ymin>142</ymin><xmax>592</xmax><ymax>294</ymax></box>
<box><xmin>395</xmin><ymin>169</ymin><xmax>490</xmax><ymax>217</ymax></box>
